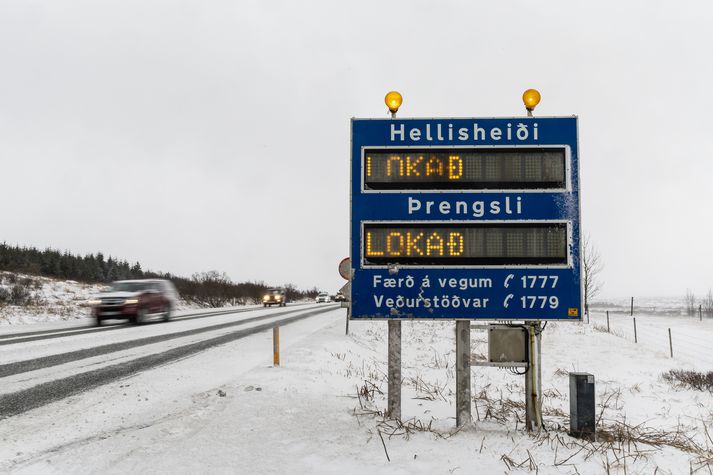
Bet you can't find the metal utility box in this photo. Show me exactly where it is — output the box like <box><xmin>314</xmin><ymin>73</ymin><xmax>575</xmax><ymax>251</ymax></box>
<box><xmin>488</xmin><ymin>326</ymin><xmax>528</xmax><ymax>363</ymax></box>
<box><xmin>569</xmin><ymin>372</ymin><xmax>596</xmax><ymax>440</ymax></box>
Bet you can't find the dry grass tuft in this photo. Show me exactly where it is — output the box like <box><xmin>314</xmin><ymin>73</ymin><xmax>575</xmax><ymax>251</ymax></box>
<box><xmin>553</xmin><ymin>368</ymin><xmax>569</xmax><ymax>378</ymax></box>
<box><xmin>662</xmin><ymin>369</ymin><xmax>713</xmax><ymax>393</ymax></box>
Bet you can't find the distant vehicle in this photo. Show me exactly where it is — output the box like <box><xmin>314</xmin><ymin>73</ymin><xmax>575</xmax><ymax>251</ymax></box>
<box><xmin>263</xmin><ymin>288</ymin><xmax>287</xmax><ymax>307</ymax></box>
<box><xmin>89</xmin><ymin>279</ymin><xmax>178</xmax><ymax>326</ymax></box>
<box><xmin>315</xmin><ymin>292</ymin><xmax>331</xmax><ymax>303</ymax></box>
<box><xmin>333</xmin><ymin>291</ymin><xmax>346</xmax><ymax>302</ymax></box>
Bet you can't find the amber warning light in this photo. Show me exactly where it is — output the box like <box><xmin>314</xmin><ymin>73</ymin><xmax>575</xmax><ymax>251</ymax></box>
<box><xmin>522</xmin><ymin>88</ymin><xmax>541</xmax><ymax>117</ymax></box>
<box><xmin>385</xmin><ymin>91</ymin><xmax>403</xmax><ymax>114</ymax></box>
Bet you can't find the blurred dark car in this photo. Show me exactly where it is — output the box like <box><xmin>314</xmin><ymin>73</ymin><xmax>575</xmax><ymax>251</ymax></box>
<box><xmin>262</xmin><ymin>288</ymin><xmax>287</xmax><ymax>307</ymax></box>
<box><xmin>333</xmin><ymin>291</ymin><xmax>346</xmax><ymax>302</ymax></box>
<box><xmin>89</xmin><ymin>279</ymin><xmax>178</xmax><ymax>325</ymax></box>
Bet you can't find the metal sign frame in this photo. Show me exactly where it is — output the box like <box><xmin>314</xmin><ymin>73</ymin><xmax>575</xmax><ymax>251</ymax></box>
<box><xmin>350</xmin><ymin>117</ymin><xmax>582</xmax><ymax>321</ymax></box>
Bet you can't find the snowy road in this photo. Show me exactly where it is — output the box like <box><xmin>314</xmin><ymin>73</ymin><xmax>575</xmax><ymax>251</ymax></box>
<box><xmin>0</xmin><ymin>303</ymin><xmax>339</xmax><ymax>419</ymax></box>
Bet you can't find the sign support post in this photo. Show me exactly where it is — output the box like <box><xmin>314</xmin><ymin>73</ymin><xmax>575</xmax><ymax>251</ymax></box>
<box><xmin>525</xmin><ymin>322</ymin><xmax>543</xmax><ymax>431</ymax></box>
<box><xmin>345</xmin><ymin>306</ymin><xmax>350</xmax><ymax>335</ymax></box>
<box><xmin>387</xmin><ymin>319</ymin><xmax>401</xmax><ymax>419</ymax></box>
<box><xmin>455</xmin><ymin>320</ymin><xmax>472</xmax><ymax>427</ymax></box>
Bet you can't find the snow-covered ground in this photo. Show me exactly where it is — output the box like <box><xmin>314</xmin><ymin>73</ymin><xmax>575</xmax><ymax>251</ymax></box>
<box><xmin>592</xmin><ymin>295</ymin><xmax>691</xmax><ymax>316</ymax></box>
<box><xmin>1</xmin><ymin>301</ymin><xmax>712</xmax><ymax>474</ymax></box>
<box><xmin>0</xmin><ymin>272</ymin><xmax>106</xmax><ymax>325</ymax></box>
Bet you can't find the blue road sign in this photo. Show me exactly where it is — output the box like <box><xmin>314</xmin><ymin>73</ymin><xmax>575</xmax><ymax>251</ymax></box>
<box><xmin>350</xmin><ymin>117</ymin><xmax>581</xmax><ymax>320</ymax></box>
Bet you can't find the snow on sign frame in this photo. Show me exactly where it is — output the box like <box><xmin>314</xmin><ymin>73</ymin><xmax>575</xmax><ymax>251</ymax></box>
<box><xmin>349</xmin><ymin>117</ymin><xmax>582</xmax><ymax>321</ymax></box>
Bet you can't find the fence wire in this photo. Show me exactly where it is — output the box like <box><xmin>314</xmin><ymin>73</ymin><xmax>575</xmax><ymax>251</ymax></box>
<box><xmin>589</xmin><ymin>311</ymin><xmax>713</xmax><ymax>370</ymax></box>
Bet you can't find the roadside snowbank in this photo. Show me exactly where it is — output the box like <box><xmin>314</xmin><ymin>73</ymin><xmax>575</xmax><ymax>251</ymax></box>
<box><xmin>0</xmin><ymin>272</ymin><xmax>106</xmax><ymax>325</ymax></box>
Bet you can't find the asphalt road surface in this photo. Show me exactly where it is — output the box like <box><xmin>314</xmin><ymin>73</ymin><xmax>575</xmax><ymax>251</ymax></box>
<box><xmin>0</xmin><ymin>303</ymin><xmax>338</xmax><ymax>419</ymax></box>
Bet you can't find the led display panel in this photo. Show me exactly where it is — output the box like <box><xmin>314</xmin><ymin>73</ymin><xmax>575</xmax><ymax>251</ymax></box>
<box><xmin>364</xmin><ymin>147</ymin><xmax>566</xmax><ymax>190</ymax></box>
<box><xmin>363</xmin><ymin>222</ymin><xmax>567</xmax><ymax>266</ymax></box>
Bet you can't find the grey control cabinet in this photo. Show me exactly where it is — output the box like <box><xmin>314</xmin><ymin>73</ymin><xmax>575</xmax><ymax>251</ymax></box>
<box><xmin>488</xmin><ymin>326</ymin><xmax>527</xmax><ymax>363</ymax></box>
<box><xmin>569</xmin><ymin>372</ymin><xmax>596</xmax><ymax>440</ymax></box>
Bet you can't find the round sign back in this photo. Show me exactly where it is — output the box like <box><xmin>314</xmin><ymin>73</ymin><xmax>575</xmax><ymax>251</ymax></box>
<box><xmin>338</xmin><ymin>257</ymin><xmax>351</xmax><ymax>280</ymax></box>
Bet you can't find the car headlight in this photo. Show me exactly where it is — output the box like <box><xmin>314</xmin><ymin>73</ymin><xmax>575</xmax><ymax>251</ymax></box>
<box><xmin>263</xmin><ymin>296</ymin><xmax>269</xmax><ymax>301</ymax></box>
<box><xmin>87</xmin><ymin>299</ymin><xmax>102</xmax><ymax>306</ymax></box>
<box><xmin>124</xmin><ymin>298</ymin><xmax>139</xmax><ymax>305</ymax></box>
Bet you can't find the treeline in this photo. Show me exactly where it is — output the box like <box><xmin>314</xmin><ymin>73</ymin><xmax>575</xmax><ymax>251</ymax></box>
<box><xmin>685</xmin><ymin>289</ymin><xmax>713</xmax><ymax>317</ymax></box>
<box><xmin>0</xmin><ymin>243</ymin><xmax>320</xmax><ymax>306</ymax></box>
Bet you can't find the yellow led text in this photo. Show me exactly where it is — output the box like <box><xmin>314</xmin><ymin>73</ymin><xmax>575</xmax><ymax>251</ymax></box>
<box><xmin>366</xmin><ymin>231</ymin><xmax>464</xmax><ymax>257</ymax></box>
<box><xmin>374</xmin><ymin>155</ymin><xmax>463</xmax><ymax>180</ymax></box>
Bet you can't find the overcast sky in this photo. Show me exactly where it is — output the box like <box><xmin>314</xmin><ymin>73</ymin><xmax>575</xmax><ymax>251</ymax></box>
<box><xmin>1</xmin><ymin>1</ymin><xmax>712</xmax><ymax>299</ymax></box>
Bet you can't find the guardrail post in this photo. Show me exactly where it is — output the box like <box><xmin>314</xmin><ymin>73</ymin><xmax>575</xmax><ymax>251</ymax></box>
<box><xmin>273</xmin><ymin>326</ymin><xmax>280</xmax><ymax>367</ymax></box>
<box><xmin>633</xmin><ymin>317</ymin><xmax>637</xmax><ymax>343</ymax></box>
<box><xmin>606</xmin><ymin>311</ymin><xmax>610</xmax><ymax>333</ymax></box>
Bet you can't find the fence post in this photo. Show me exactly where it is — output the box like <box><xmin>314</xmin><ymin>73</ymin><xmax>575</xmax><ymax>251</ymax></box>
<box><xmin>630</xmin><ymin>297</ymin><xmax>634</xmax><ymax>316</ymax></box>
<box><xmin>668</xmin><ymin>328</ymin><xmax>673</xmax><ymax>358</ymax></box>
<box><xmin>606</xmin><ymin>311</ymin><xmax>610</xmax><ymax>333</ymax></box>
<box><xmin>273</xmin><ymin>326</ymin><xmax>280</xmax><ymax>366</ymax></box>
<box><xmin>633</xmin><ymin>317</ymin><xmax>637</xmax><ymax>343</ymax></box>
<box><xmin>700</xmin><ymin>305</ymin><xmax>703</xmax><ymax>322</ymax></box>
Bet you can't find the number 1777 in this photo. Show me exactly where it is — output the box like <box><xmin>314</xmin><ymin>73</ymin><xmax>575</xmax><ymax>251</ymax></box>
<box><xmin>521</xmin><ymin>276</ymin><xmax>558</xmax><ymax>288</ymax></box>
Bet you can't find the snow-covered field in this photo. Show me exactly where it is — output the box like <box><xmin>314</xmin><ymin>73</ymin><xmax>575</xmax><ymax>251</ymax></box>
<box><xmin>592</xmin><ymin>296</ymin><xmax>692</xmax><ymax>317</ymax></box>
<box><xmin>2</xmin><ymin>300</ymin><xmax>712</xmax><ymax>474</ymax></box>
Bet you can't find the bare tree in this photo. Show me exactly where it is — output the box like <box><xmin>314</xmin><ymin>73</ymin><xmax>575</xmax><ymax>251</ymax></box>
<box><xmin>684</xmin><ymin>289</ymin><xmax>696</xmax><ymax>316</ymax></box>
<box><xmin>282</xmin><ymin>283</ymin><xmax>299</xmax><ymax>303</ymax></box>
<box><xmin>191</xmin><ymin>270</ymin><xmax>233</xmax><ymax>307</ymax></box>
<box><xmin>582</xmin><ymin>234</ymin><xmax>604</xmax><ymax>314</ymax></box>
<box><xmin>703</xmin><ymin>289</ymin><xmax>713</xmax><ymax>316</ymax></box>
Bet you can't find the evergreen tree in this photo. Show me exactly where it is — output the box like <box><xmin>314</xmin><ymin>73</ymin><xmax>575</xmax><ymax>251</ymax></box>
<box><xmin>0</xmin><ymin>242</ymin><xmax>317</xmax><ymax>304</ymax></box>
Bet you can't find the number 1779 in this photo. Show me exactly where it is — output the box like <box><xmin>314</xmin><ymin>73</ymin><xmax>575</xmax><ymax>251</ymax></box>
<box><xmin>521</xmin><ymin>296</ymin><xmax>559</xmax><ymax>309</ymax></box>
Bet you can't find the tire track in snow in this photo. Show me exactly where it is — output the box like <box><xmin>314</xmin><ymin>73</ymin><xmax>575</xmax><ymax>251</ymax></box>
<box><xmin>0</xmin><ymin>305</ymin><xmax>308</xmax><ymax>344</ymax></box>
<box><xmin>0</xmin><ymin>305</ymin><xmax>330</xmax><ymax>377</ymax></box>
